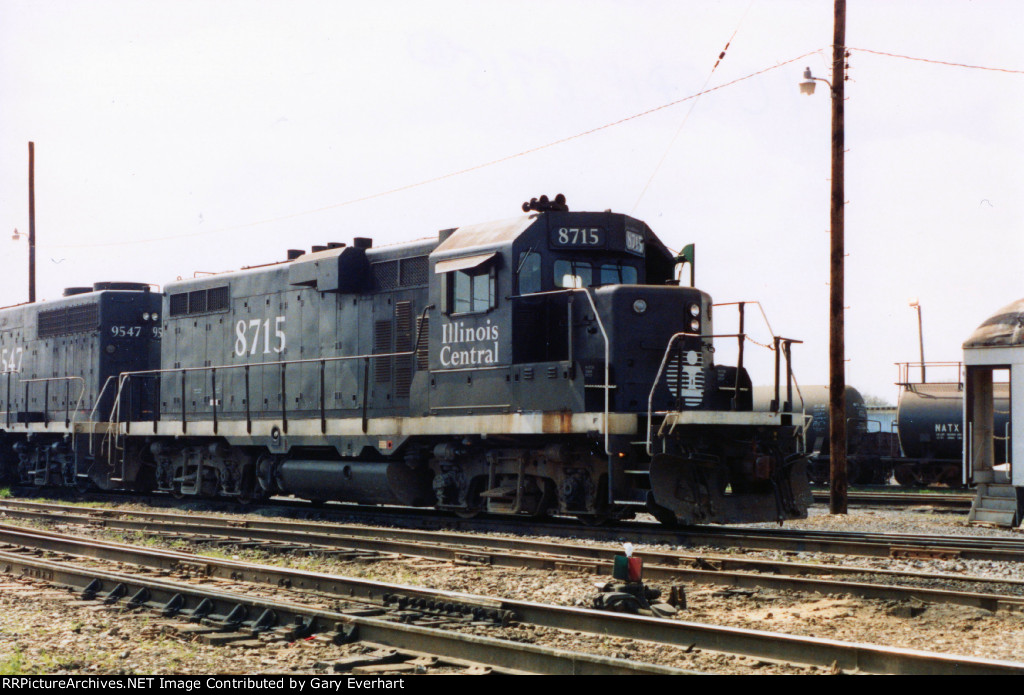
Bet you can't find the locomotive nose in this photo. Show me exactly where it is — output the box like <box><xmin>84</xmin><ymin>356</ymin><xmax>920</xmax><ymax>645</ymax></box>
<box><xmin>592</xmin><ymin>284</ymin><xmax>711</xmax><ymax>413</ymax></box>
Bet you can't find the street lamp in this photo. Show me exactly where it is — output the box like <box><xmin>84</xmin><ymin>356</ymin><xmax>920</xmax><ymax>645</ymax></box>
<box><xmin>800</xmin><ymin>0</ymin><xmax>847</xmax><ymax>515</ymax></box>
<box><xmin>799</xmin><ymin>67</ymin><xmax>831</xmax><ymax>95</ymax></box>
<box><xmin>909</xmin><ymin>298</ymin><xmax>925</xmax><ymax>382</ymax></box>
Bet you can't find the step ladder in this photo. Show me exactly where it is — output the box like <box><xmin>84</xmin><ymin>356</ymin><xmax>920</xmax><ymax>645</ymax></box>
<box><xmin>968</xmin><ymin>483</ymin><xmax>1021</xmax><ymax>527</ymax></box>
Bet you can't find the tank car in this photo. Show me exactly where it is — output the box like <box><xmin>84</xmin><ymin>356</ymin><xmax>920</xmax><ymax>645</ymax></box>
<box><xmin>0</xmin><ymin>283</ymin><xmax>162</xmax><ymax>488</ymax></box>
<box><xmin>0</xmin><ymin>198</ymin><xmax>810</xmax><ymax>525</ymax></box>
<box><xmin>895</xmin><ymin>381</ymin><xmax>1009</xmax><ymax>487</ymax></box>
<box><xmin>754</xmin><ymin>385</ymin><xmax>895</xmax><ymax>485</ymax></box>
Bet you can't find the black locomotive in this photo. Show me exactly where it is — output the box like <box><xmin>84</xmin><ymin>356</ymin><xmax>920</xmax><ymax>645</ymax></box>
<box><xmin>0</xmin><ymin>198</ymin><xmax>810</xmax><ymax>525</ymax></box>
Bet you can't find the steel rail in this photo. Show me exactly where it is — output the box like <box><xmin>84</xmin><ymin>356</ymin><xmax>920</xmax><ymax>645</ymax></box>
<box><xmin>5</xmin><ymin>494</ymin><xmax>1024</xmax><ymax>558</ymax></box>
<box><xmin>812</xmin><ymin>491</ymin><xmax>973</xmax><ymax>509</ymax></box>
<box><xmin>0</xmin><ymin>546</ymin><xmax>692</xmax><ymax>676</ymax></box>
<box><xmin>7</xmin><ymin>513</ymin><xmax>1024</xmax><ymax>611</ymax></box>
<box><xmin>0</xmin><ymin>497</ymin><xmax>1017</xmax><ymax>566</ymax></box>
<box><xmin>2</xmin><ymin>523</ymin><xmax>1024</xmax><ymax>674</ymax></box>
<box><xmin>4</xmin><ymin>501</ymin><xmax>1024</xmax><ymax>608</ymax></box>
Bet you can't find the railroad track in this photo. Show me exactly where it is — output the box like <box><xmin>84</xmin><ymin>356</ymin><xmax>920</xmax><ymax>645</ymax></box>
<box><xmin>811</xmin><ymin>490</ymin><xmax>973</xmax><ymax>510</ymax></box>
<box><xmin>2</xmin><ymin>494</ymin><xmax>1020</xmax><ymax>562</ymax></box>
<box><xmin>3</xmin><ymin>499</ymin><xmax>1024</xmax><ymax>612</ymax></box>
<box><xmin>0</xmin><ymin>525</ymin><xmax>690</xmax><ymax>676</ymax></box>
<box><xmin>2</xmin><ymin>521</ymin><xmax>1023</xmax><ymax>675</ymax></box>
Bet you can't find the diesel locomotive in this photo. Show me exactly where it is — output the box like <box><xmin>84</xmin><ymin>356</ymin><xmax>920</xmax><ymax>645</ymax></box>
<box><xmin>0</xmin><ymin>198</ymin><xmax>811</xmax><ymax>525</ymax></box>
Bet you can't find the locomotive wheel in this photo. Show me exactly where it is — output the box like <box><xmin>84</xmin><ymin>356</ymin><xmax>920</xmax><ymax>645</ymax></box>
<box><xmin>74</xmin><ymin>475</ymin><xmax>94</xmax><ymax>495</ymax></box>
<box><xmin>453</xmin><ymin>508</ymin><xmax>482</xmax><ymax>519</ymax></box>
<box><xmin>236</xmin><ymin>466</ymin><xmax>265</xmax><ymax>505</ymax></box>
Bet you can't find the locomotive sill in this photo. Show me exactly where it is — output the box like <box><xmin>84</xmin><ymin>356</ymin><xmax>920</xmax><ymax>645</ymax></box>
<box><xmin>112</xmin><ymin>412</ymin><xmax>639</xmax><ymax>437</ymax></box>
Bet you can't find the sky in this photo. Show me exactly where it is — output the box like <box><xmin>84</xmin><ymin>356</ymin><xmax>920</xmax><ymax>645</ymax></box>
<box><xmin>1</xmin><ymin>0</ymin><xmax>1021</xmax><ymax>405</ymax></box>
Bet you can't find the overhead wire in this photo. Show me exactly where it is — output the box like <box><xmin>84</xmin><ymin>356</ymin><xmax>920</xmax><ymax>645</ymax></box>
<box><xmin>849</xmin><ymin>47</ymin><xmax>1024</xmax><ymax>74</ymax></box>
<box><xmin>631</xmin><ymin>0</ymin><xmax>757</xmax><ymax>213</ymax></box>
<box><xmin>46</xmin><ymin>49</ymin><xmax>822</xmax><ymax>250</ymax></box>
<box><xmin>41</xmin><ymin>46</ymin><xmax>1023</xmax><ymax>251</ymax></box>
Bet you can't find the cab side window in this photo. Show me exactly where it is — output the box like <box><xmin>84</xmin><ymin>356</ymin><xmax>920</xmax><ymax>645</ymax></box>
<box><xmin>517</xmin><ymin>252</ymin><xmax>542</xmax><ymax>294</ymax></box>
<box><xmin>450</xmin><ymin>266</ymin><xmax>495</xmax><ymax>314</ymax></box>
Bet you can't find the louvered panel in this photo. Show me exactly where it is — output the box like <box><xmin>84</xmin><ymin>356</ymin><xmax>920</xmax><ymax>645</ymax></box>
<box><xmin>395</xmin><ymin>301</ymin><xmax>413</xmax><ymax>350</ymax></box>
<box><xmin>395</xmin><ymin>357</ymin><xmax>413</xmax><ymax>398</ymax></box>
<box><xmin>374</xmin><ymin>320</ymin><xmax>392</xmax><ymax>383</ymax></box>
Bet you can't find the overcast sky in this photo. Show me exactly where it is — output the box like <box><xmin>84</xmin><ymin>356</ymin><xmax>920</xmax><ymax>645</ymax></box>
<box><xmin>1</xmin><ymin>0</ymin><xmax>1021</xmax><ymax>404</ymax></box>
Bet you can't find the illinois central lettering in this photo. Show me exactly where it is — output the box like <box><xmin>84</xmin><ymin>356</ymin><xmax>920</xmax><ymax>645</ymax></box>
<box><xmin>440</xmin><ymin>320</ymin><xmax>500</xmax><ymax>367</ymax></box>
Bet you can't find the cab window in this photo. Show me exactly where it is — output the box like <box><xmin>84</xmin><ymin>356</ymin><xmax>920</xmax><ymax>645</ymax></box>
<box><xmin>554</xmin><ymin>259</ymin><xmax>638</xmax><ymax>288</ymax></box>
<box><xmin>451</xmin><ymin>266</ymin><xmax>495</xmax><ymax>314</ymax></box>
<box><xmin>517</xmin><ymin>252</ymin><xmax>542</xmax><ymax>294</ymax></box>
<box><xmin>554</xmin><ymin>259</ymin><xmax>592</xmax><ymax>289</ymax></box>
<box><xmin>600</xmin><ymin>263</ymin><xmax>638</xmax><ymax>285</ymax></box>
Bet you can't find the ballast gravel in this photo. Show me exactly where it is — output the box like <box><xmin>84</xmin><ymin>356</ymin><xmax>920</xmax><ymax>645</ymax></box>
<box><xmin>2</xmin><ymin>502</ymin><xmax>1023</xmax><ymax>675</ymax></box>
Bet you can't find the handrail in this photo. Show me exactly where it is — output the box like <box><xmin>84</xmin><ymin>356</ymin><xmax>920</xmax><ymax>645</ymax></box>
<box><xmin>17</xmin><ymin>376</ymin><xmax>87</xmax><ymax>429</ymax></box>
<box><xmin>112</xmin><ymin>348</ymin><xmax>422</xmax><ymax>436</ymax></box>
<box><xmin>645</xmin><ymin>322</ymin><xmax>804</xmax><ymax>456</ymax></box>
<box><xmin>645</xmin><ymin>331</ymin><xmax>698</xmax><ymax>456</ymax></box>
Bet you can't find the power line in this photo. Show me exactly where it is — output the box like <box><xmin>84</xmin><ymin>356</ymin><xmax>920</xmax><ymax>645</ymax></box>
<box><xmin>631</xmin><ymin>0</ymin><xmax>757</xmax><ymax>213</ymax></box>
<box><xmin>43</xmin><ymin>45</ymin><xmax>1017</xmax><ymax>251</ymax></box>
<box><xmin>850</xmin><ymin>47</ymin><xmax>1024</xmax><ymax>74</ymax></box>
<box><xmin>46</xmin><ymin>50</ymin><xmax>822</xmax><ymax>250</ymax></box>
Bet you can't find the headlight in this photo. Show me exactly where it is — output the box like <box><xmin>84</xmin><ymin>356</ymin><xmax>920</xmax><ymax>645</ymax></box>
<box><xmin>633</xmin><ymin>299</ymin><xmax>648</xmax><ymax>314</ymax></box>
<box><xmin>689</xmin><ymin>303</ymin><xmax>700</xmax><ymax>317</ymax></box>
<box><xmin>142</xmin><ymin>313</ymin><xmax>150</xmax><ymax>321</ymax></box>
<box><xmin>690</xmin><ymin>319</ymin><xmax>700</xmax><ymax>332</ymax></box>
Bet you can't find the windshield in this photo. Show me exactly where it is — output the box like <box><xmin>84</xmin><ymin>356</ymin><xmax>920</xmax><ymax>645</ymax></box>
<box><xmin>554</xmin><ymin>259</ymin><xmax>638</xmax><ymax>288</ymax></box>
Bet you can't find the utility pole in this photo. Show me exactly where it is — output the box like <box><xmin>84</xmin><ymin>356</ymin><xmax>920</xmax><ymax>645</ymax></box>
<box><xmin>28</xmin><ymin>141</ymin><xmax>37</xmax><ymax>303</ymax></box>
<box><xmin>828</xmin><ymin>0</ymin><xmax>848</xmax><ymax>515</ymax></box>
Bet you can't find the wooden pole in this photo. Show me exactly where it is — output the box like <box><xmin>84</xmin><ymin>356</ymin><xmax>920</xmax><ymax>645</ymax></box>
<box><xmin>828</xmin><ymin>0</ymin><xmax>848</xmax><ymax>515</ymax></box>
<box><xmin>28</xmin><ymin>142</ymin><xmax>37</xmax><ymax>304</ymax></box>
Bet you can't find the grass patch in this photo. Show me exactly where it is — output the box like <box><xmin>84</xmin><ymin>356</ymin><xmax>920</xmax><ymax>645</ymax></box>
<box><xmin>0</xmin><ymin>649</ymin><xmax>28</xmax><ymax>675</ymax></box>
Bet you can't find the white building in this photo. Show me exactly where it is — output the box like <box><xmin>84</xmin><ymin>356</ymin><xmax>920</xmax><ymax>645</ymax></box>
<box><xmin>963</xmin><ymin>298</ymin><xmax>1024</xmax><ymax>526</ymax></box>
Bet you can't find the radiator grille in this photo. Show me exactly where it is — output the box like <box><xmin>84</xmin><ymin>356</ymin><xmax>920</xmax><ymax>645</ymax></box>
<box><xmin>169</xmin><ymin>286</ymin><xmax>230</xmax><ymax>317</ymax></box>
<box><xmin>399</xmin><ymin>256</ymin><xmax>428</xmax><ymax>286</ymax></box>
<box><xmin>37</xmin><ymin>304</ymin><xmax>99</xmax><ymax>338</ymax></box>
<box><xmin>371</xmin><ymin>261</ymin><xmax>398</xmax><ymax>291</ymax></box>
